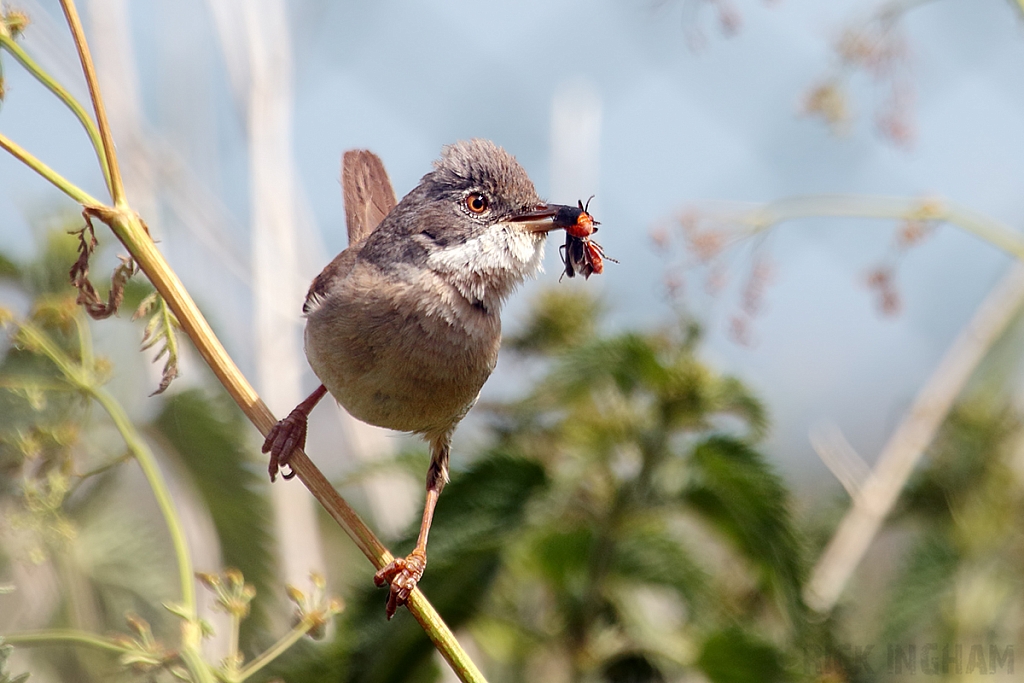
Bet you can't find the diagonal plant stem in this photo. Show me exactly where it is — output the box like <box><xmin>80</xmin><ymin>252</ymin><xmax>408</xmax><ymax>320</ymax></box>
<box><xmin>97</xmin><ymin>195</ymin><xmax>487</xmax><ymax>683</ymax></box>
<box><xmin>234</xmin><ymin>615</ymin><xmax>317</xmax><ymax>683</ymax></box>
<box><xmin>41</xmin><ymin>2</ymin><xmax>486</xmax><ymax>678</ymax></box>
<box><xmin>0</xmin><ymin>2</ymin><xmax>482</xmax><ymax>680</ymax></box>
<box><xmin>804</xmin><ymin>263</ymin><xmax>1024</xmax><ymax>612</ymax></box>
<box><xmin>0</xmin><ymin>131</ymin><xmax>101</xmax><ymax>206</ymax></box>
<box><xmin>726</xmin><ymin>193</ymin><xmax>1024</xmax><ymax>613</ymax></box>
<box><xmin>3</xmin><ymin>628</ymin><xmax>133</xmax><ymax>656</ymax></box>
<box><xmin>0</xmin><ymin>31</ymin><xmax>111</xmax><ymax>192</ymax></box>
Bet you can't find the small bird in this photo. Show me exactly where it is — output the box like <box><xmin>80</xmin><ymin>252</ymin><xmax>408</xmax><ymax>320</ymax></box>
<box><xmin>263</xmin><ymin>139</ymin><xmax>573</xmax><ymax>618</ymax></box>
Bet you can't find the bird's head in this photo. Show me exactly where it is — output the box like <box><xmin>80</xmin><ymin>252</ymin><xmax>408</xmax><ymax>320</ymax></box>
<box><xmin>361</xmin><ymin>139</ymin><xmax>567</xmax><ymax>309</ymax></box>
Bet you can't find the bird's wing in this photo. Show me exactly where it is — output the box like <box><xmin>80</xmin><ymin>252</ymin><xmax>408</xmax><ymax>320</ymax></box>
<box><xmin>342</xmin><ymin>150</ymin><xmax>397</xmax><ymax>246</ymax></box>
<box><xmin>303</xmin><ymin>248</ymin><xmax>358</xmax><ymax>315</ymax></box>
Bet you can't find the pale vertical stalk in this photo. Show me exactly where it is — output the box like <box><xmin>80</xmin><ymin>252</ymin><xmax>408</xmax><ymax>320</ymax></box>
<box><xmin>550</xmin><ymin>79</ymin><xmax>602</xmax><ymax>213</ymax></box>
<box><xmin>206</xmin><ymin>0</ymin><xmax>412</xmax><ymax>547</ymax></box>
<box><xmin>207</xmin><ymin>0</ymin><xmax>327</xmax><ymax>590</ymax></box>
<box><xmin>4</xmin><ymin>2</ymin><xmax>488</xmax><ymax>676</ymax></box>
<box><xmin>805</xmin><ymin>263</ymin><xmax>1024</xmax><ymax>612</ymax></box>
<box><xmin>84</xmin><ymin>0</ymin><xmax>232</xmax><ymax>661</ymax></box>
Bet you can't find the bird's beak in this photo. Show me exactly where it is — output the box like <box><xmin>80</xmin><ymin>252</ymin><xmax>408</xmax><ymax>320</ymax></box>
<box><xmin>508</xmin><ymin>204</ymin><xmax>566</xmax><ymax>234</ymax></box>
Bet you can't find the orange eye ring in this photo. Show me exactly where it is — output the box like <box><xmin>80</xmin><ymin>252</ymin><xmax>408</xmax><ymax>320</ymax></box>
<box><xmin>466</xmin><ymin>193</ymin><xmax>488</xmax><ymax>214</ymax></box>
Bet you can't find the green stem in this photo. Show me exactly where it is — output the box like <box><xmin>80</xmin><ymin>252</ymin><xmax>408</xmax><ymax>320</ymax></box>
<box><xmin>0</xmin><ymin>131</ymin><xmax>102</xmax><ymax>206</ymax></box>
<box><xmin>69</xmin><ymin>450</ymin><xmax>132</xmax><ymax>495</ymax></box>
<box><xmin>0</xmin><ymin>377</ymin><xmax>73</xmax><ymax>392</ymax></box>
<box><xmin>16</xmin><ymin>320</ymin><xmax>196</xmax><ymax>616</ymax></box>
<box><xmin>179</xmin><ymin>641</ymin><xmax>216</xmax><ymax>683</ymax></box>
<box><xmin>15</xmin><ymin>320</ymin><xmax>91</xmax><ymax>387</ymax></box>
<box><xmin>3</xmin><ymin>628</ymin><xmax>132</xmax><ymax>656</ymax></box>
<box><xmin>0</xmin><ymin>34</ymin><xmax>112</xmax><ymax>193</ymax></box>
<box><xmin>58</xmin><ymin>0</ymin><xmax>126</xmax><ymax>207</ymax></box>
<box><xmin>225</xmin><ymin>611</ymin><xmax>241</xmax><ymax>681</ymax></box>
<box><xmin>91</xmin><ymin>386</ymin><xmax>196</xmax><ymax>614</ymax></box>
<box><xmin>73</xmin><ymin>310</ymin><xmax>94</xmax><ymax>380</ymax></box>
<box><xmin>234</xmin><ymin>618</ymin><xmax>314</xmax><ymax>683</ymax></box>
<box><xmin>0</xmin><ymin>12</ymin><xmax>488</xmax><ymax>664</ymax></box>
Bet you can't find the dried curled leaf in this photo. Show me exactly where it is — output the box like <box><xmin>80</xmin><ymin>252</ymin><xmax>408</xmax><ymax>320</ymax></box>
<box><xmin>133</xmin><ymin>292</ymin><xmax>180</xmax><ymax>395</ymax></box>
<box><xmin>68</xmin><ymin>213</ymin><xmax>137</xmax><ymax>320</ymax></box>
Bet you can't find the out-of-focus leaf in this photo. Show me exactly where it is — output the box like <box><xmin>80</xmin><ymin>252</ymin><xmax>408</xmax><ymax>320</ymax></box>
<box><xmin>684</xmin><ymin>436</ymin><xmax>805</xmax><ymax>624</ymax></box>
<box><xmin>531</xmin><ymin>526</ymin><xmax>593</xmax><ymax>593</ymax></box>
<box><xmin>881</xmin><ymin>532</ymin><xmax>958</xmax><ymax>644</ymax></box>
<box><xmin>696</xmin><ymin>626</ymin><xmax>787</xmax><ymax>683</ymax></box>
<box><xmin>414</xmin><ymin>454</ymin><xmax>548</xmax><ymax>563</ymax></box>
<box><xmin>71</xmin><ymin>489</ymin><xmax>178</xmax><ymax>638</ymax></box>
<box><xmin>881</xmin><ymin>396</ymin><xmax>1022</xmax><ymax>652</ymax></box>
<box><xmin>602</xmin><ymin>652</ymin><xmax>666</xmax><ymax>683</ymax></box>
<box><xmin>706</xmin><ymin>376</ymin><xmax>768</xmax><ymax>439</ymax></box>
<box><xmin>121</xmin><ymin>278</ymin><xmax>153</xmax><ymax>315</ymax></box>
<box><xmin>27</xmin><ymin>231</ymin><xmax>81</xmax><ymax>297</ymax></box>
<box><xmin>152</xmin><ymin>389</ymin><xmax>274</xmax><ymax>647</ymax></box>
<box><xmin>611</xmin><ymin>527</ymin><xmax>709</xmax><ymax>612</ymax></box>
<box><xmin>0</xmin><ymin>251</ymin><xmax>20</xmax><ymax>282</ymax></box>
<box><xmin>899</xmin><ymin>401</ymin><xmax>1017</xmax><ymax>522</ymax></box>
<box><xmin>657</xmin><ymin>360</ymin><xmax>766</xmax><ymax>438</ymax></box>
<box><xmin>506</xmin><ymin>289</ymin><xmax>602</xmax><ymax>355</ymax></box>
<box><xmin>549</xmin><ymin>334</ymin><xmax>666</xmax><ymax>401</ymax></box>
<box><xmin>526</xmin><ymin>525</ymin><xmax>596</xmax><ymax>632</ymax></box>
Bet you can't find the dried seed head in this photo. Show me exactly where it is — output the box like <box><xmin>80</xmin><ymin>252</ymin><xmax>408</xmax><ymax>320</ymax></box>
<box><xmin>4</xmin><ymin>10</ymin><xmax>29</xmax><ymax>37</ymax></box>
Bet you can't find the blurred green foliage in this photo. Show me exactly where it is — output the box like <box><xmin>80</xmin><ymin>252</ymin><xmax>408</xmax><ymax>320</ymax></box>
<box><xmin>15</xmin><ymin>228</ymin><xmax>1024</xmax><ymax>683</ymax></box>
<box><xmin>0</xmin><ymin>228</ymin><xmax>276</xmax><ymax>679</ymax></box>
<box><xmin>279</xmin><ymin>289</ymin><xmax>811</xmax><ymax>683</ymax></box>
<box><xmin>878</xmin><ymin>395</ymin><xmax>1024</xmax><ymax>675</ymax></box>
<box><xmin>154</xmin><ymin>390</ymin><xmax>276</xmax><ymax>647</ymax></box>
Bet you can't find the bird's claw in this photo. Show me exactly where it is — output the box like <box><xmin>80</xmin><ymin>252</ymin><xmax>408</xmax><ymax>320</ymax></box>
<box><xmin>374</xmin><ymin>550</ymin><xmax>426</xmax><ymax>620</ymax></box>
<box><xmin>262</xmin><ymin>409</ymin><xmax>309</xmax><ymax>482</ymax></box>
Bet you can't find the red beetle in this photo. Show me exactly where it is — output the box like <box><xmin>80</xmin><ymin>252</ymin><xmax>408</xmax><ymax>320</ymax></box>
<box><xmin>554</xmin><ymin>197</ymin><xmax>617</xmax><ymax>280</ymax></box>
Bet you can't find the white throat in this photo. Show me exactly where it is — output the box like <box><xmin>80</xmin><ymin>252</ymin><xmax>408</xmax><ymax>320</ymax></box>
<box><xmin>425</xmin><ymin>223</ymin><xmax>546</xmax><ymax>308</ymax></box>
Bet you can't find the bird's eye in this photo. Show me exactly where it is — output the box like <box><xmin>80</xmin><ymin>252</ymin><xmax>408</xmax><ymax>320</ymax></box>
<box><xmin>466</xmin><ymin>193</ymin><xmax>488</xmax><ymax>214</ymax></box>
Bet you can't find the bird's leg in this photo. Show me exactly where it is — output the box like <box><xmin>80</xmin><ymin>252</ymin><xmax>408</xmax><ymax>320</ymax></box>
<box><xmin>262</xmin><ymin>384</ymin><xmax>328</xmax><ymax>482</ymax></box>
<box><xmin>374</xmin><ymin>435</ymin><xmax>450</xmax><ymax>619</ymax></box>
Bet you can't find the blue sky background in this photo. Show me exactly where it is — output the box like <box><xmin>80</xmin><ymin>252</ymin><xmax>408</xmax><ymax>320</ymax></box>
<box><xmin>2</xmin><ymin>0</ymin><xmax>1024</xmax><ymax>497</ymax></box>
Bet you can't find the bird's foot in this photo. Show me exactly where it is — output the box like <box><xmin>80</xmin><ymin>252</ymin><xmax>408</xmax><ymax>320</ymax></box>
<box><xmin>374</xmin><ymin>550</ymin><xmax>426</xmax><ymax>619</ymax></box>
<box><xmin>262</xmin><ymin>408</ymin><xmax>310</xmax><ymax>481</ymax></box>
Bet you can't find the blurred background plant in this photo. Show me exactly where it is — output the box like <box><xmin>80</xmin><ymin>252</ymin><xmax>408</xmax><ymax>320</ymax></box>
<box><xmin>0</xmin><ymin>221</ymin><xmax>345</xmax><ymax>682</ymax></box>
<box><xmin>270</xmin><ymin>290</ymin><xmax>827</xmax><ymax>683</ymax></box>
<box><xmin>0</xmin><ymin>229</ymin><xmax>825</xmax><ymax>682</ymax></box>
<box><xmin>5</xmin><ymin>0</ymin><xmax>1024</xmax><ymax>681</ymax></box>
